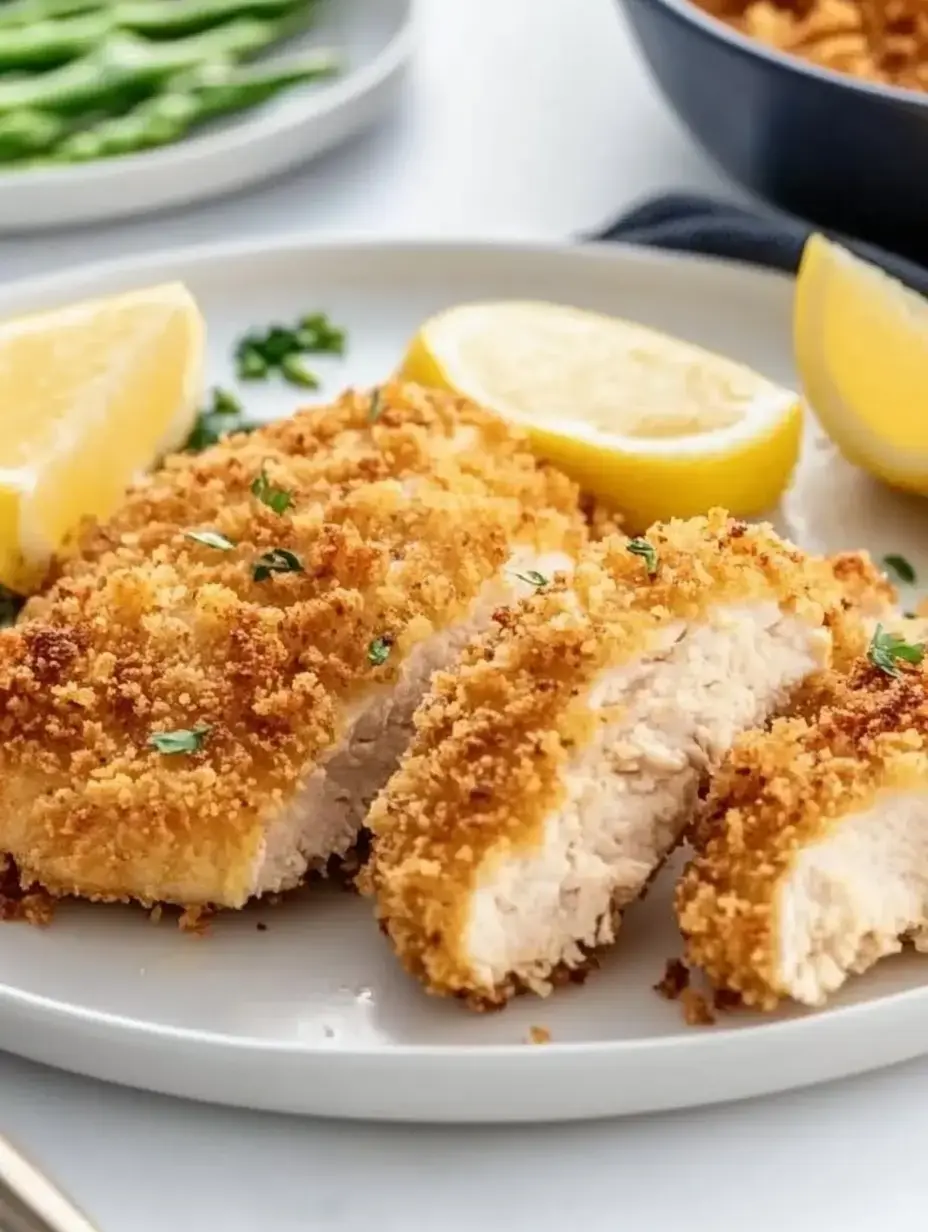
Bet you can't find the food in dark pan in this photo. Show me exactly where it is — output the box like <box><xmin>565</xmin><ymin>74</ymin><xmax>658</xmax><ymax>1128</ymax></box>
<box><xmin>617</xmin><ymin>0</ymin><xmax>928</xmax><ymax>258</ymax></box>
<box><xmin>697</xmin><ymin>0</ymin><xmax>928</xmax><ymax>92</ymax></box>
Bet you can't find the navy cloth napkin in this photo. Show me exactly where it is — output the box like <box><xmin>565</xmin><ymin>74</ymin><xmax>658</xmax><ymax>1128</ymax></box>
<box><xmin>589</xmin><ymin>193</ymin><xmax>928</xmax><ymax>295</ymax></box>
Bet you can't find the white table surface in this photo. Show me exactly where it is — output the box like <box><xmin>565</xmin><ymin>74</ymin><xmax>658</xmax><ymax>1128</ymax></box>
<box><xmin>2</xmin><ymin>3</ymin><xmax>921</xmax><ymax>1231</ymax></box>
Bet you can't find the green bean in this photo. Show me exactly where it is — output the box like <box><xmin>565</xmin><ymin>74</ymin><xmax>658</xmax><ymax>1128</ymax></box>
<box><xmin>117</xmin><ymin>0</ymin><xmax>312</xmax><ymax>40</ymax></box>
<box><xmin>51</xmin><ymin>52</ymin><xmax>340</xmax><ymax>160</ymax></box>
<box><xmin>0</xmin><ymin>20</ymin><xmax>290</xmax><ymax>117</ymax></box>
<box><xmin>0</xmin><ymin>2</ymin><xmax>311</xmax><ymax>73</ymax></box>
<box><xmin>199</xmin><ymin>50</ymin><xmax>341</xmax><ymax>113</ymax></box>
<box><xmin>0</xmin><ymin>12</ymin><xmax>111</xmax><ymax>72</ymax></box>
<box><xmin>0</xmin><ymin>0</ymin><xmax>111</xmax><ymax>29</ymax></box>
<box><xmin>0</xmin><ymin>110</ymin><xmax>64</xmax><ymax>161</ymax></box>
<box><xmin>55</xmin><ymin>93</ymin><xmax>196</xmax><ymax>159</ymax></box>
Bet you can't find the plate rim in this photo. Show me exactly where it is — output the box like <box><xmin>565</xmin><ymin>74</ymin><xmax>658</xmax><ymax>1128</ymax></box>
<box><xmin>0</xmin><ymin>230</ymin><xmax>796</xmax><ymax>308</ymax></box>
<box><xmin>0</xmin><ymin>234</ymin><xmax>918</xmax><ymax>1118</ymax></box>
<box><xmin>2</xmin><ymin>947</ymin><xmax>926</xmax><ymax>1059</ymax></box>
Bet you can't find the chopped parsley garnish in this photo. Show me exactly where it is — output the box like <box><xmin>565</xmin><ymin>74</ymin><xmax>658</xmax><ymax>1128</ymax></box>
<box><xmin>233</xmin><ymin>313</ymin><xmax>346</xmax><ymax>385</ymax></box>
<box><xmin>251</xmin><ymin>465</ymin><xmax>293</xmax><ymax>515</ymax></box>
<box><xmin>260</xmin><ymin>325</ymin><xmax>301</xmax><ymax>365</ymax></box>
<box><xmin>867</xmin><ymin>623</ymin><xmax>925</xmax><ymax>677</ymax></box>
<box><xmin>368</xmin><ymin>387</ymin><xmax>382</xmax><ymax>423</ymax></box>
<box><xmin>148</xmin><ymin>722</ymin><xmax>212</xmax><ymax>755</ymax></box>
<box><xmin>185</xmin><ymin>529</ymin><xmax>235</xmax><ymax>551</ymax></box>
<box><xmin>183</xmin><ymin>387</ymin><xmax>261</xmax><ymax>453</ymax></box>
<box><xmin>627</xmin><ymin>537</ymin><xmax>659</xmax><ymax>578</ymax></box>
<box><xmin>252</xmin><ymin>548</ymin><xmax>304</xmax><ymax>582</ymax></box>
<box><xmin>511</xmin><ymin>569</ymin><xmax>548</xmax><ymax>588</ymax></box>
<box><xmin>297</xmin><ymin>313</ymin><xmax>346</xmax><ymax>355</ymax></box>
<box><xmin>883</xmin><ymin>554</ymin><xmax>917</xmax><ymax>585</ymax></box>
<box><xmin>184</xmin><ymin>314</ymin><xmax>347</xmax><ymax>453</ymax></box>
<box><xmin>211</xmin><ymin>386</ymin><xmax>243</xmax><ymax>416</ymax></box>
<box><xmin>236</xmin><ymin>345</ymin><xmax>269</xmax><ymax>382</ymax></box>
<box><xmin>0</xmin><ymin>584</ymin><xmax>24</xmax><ymax>628</ymax></box>
<box><xmin>184</xmin><ymin>410</ymin><xmax>225</xmax><ymax>453</ymax></box>
<box><xmin>280</xmin><ymin>354</ymin><xmax>320</xmax><ymax>390</ymax></box>
<box><xmin>367</xmin><ymin>635</ymin><xmax>392</xmax><ymax>666</ymax></box>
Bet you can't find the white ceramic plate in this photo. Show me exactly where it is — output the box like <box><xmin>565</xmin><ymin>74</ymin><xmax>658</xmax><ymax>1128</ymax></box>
<box><xmin>1</xmin><ymin>237</ymin><xmax>926</xmax><ymax>1124</ymax></box>
<box><xmin>0</xmin><ymin>0</ymin><xmax>412</xmax><ymax>232</ymax></box>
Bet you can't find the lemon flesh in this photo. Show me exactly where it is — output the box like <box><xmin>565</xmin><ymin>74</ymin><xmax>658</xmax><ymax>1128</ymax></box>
<box><xmin>0</xmin><ymin>283</ymin><xmax>204</xmax><ymax>592</ymax></box>
<box><xmin>796</xmin><ymin>234</ymin><xmax>928</xmax><ymax>495</ymax></box>
<box><xmin>400</xmin><ymin>300</ymin><xmax>801</xmax><ymax>528</ymax></box>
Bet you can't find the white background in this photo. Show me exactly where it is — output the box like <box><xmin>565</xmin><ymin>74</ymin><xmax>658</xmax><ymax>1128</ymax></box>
<box><xmin>3</xmin><ymin>2</ymin><xmax>925</xmax><ymax>1229</ymax></box>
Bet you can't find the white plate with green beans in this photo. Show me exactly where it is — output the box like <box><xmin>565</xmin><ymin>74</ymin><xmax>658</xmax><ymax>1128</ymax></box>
<box><xmin>0</xmin><ymin>0</ymin><xmax>412</xmax><ymax>230</ymax></box>
<box><xmin>1</xmin><ymin>234</ymin><xmax>928</xmax><ymax>1124</ymax></box>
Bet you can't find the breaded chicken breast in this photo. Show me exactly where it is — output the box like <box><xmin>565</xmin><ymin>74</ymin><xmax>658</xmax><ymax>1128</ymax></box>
<box><xmin>0</xmin><ymin>383</ymin><xmax>584</xmax><ymax>909</ymax></box>
<box><xmin>678</xmin><ymin>650</ymin><xmax>928</xmax><ymax>1010</ymax></box>
<box><xmin>367</xmin><ymin>511</ymin><xmax>862</xmax><ymax>1008</ymax></box>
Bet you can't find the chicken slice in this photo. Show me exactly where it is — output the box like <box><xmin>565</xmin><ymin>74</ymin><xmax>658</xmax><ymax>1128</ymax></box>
<box><xmin>0</xmin><ymin>383</ymin><xmax>584</xmax><ymax>909</ymax></box>
<box><xmin>367</xmin><ymin>511</ymin><xmax>862</xmax><ymax>1008</ymax></box>
<box><xmin>678</xmin><ymin>653</ymin><xmax>928</xmax><ymax>1010</ymax></box>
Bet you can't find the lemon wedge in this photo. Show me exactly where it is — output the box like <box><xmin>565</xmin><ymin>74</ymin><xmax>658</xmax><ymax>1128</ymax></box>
<box><xmin>400</xmin><ymin>301</ymin><xmax>801</xmax><ymax>527</ymax></box>
<box><xmin>795</xmin><ymin>234</ymin><xmax>928</xmax><ymax>494</ymax></box>
<box><xmin>0</xmin><ymin>283</ymin><xmax>204</xmax><ymax>593</ymax></box>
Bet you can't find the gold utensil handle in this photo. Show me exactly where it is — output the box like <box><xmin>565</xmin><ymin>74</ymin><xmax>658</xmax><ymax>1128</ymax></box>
<box><xmin>0</xmin><ymin>1134</ymin><xmax>99</xmax><ymax>1232</ymax></box>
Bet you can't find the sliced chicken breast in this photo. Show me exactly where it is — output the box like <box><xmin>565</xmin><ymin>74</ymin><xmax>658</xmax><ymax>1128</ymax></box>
<box><xmin>679</xmin><ymin>652</ymin><xmax>928</xmax><ymax>1009</ymax></box>
<box><xmin>367</xmin><ymin>511</ymin><xmax>861</xmax><ymax>1008</ymax></box>
<box><xmin>0</xmin><ymin>383</ymin><xmax>584</xmax><ymax>909</ymax></box>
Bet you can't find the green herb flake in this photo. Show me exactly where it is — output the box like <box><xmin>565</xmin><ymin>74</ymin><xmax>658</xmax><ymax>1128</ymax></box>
<box><xmin>368</xmin><ymin>387</ymin><xmax>383</xmax><ymax>423</ymax></box>
<box><xmin>297</xmin><ymin>313</ymin><xmax>346</xmax><ymax>355</ymax></box>
<box><xmin>627</xmin><ymin>537</ymin><xmax>659</xmax><ymax>578</ymax></box>
<box><xmin>183</xmin><ymin>412</ymin><xmax>222</xmax><ymax>453</ymax></box>
<box><xmin>211</xmin><ymin>386</ymin><xmax>242</xmax><ymax>416</ymax></box>
<box><xmin>185</xmin><ymin>529</ymin><xmax>235</xmax><ymax>551</ymax></box>
<box><xmin>237</xmin><ymin>347</ymin><xmax>269</xmax><ymax>382</ymax></box>
<box><xmin>321</xmin><ymin>327</ymin><xmax>345</xmax><ymax>355</ymax></box>
<box><xmin>280</xmin><ymin>353</ymin><xmax>320</xmax><ymax>389</ymax></box>
<box><xmin>148</xmin><ymin>722</ymin><xmax>213</xmax><ymax>756</ymax></box>
<box><xmin>883</xmin><ymin>554</ymin><xmax>917</xmax><ymax>585</ymax></box>
<box><xmin>183</xmin><ymin>383</ymin><xmax>262</xmax><ymax>454</ymax></box>
<box><xmin>367</xmin><ymin>635</ymin><xmax>392</xmax><ymax>666</ymax></box>
<box><xmin>259</xmin><ymin>325</ymin><xmax>301</xmax><ymax>365</ymax></box>
<box><xmin>183</xmin><ymin>409</ymin><xmax>262</xmax><ymax>454</ymax></box>
<box><xmin>511</xmin><ymin>569</ymin><xmax>549</xmax><ymax>588</ymax></box>
<box><xmin>252</xmin><ymin>548</ymin><xmax>304</xmax><ymax>583</ymax></box>
<box><xmin>0</xmin><ymin>584</ymin><xmax>24</xmax><ymax>628</ymax></box>
<box><xmin>251</xmin><ymin>465</ymin><xmax>293</xmax><ymax>515</ymax></box>
<box><xmin>867</xmin><ymin>623</ymin><xmax>926</xmax><ymax>677</ymax></box>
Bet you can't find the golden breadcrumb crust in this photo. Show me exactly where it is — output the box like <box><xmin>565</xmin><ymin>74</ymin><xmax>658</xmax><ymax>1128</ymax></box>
<box><xmin>0</xmin><ymin>382</ymin><xmax>584</xmax><ymax>908</ymax></box>
<box><xmin>678</xmin><ymin>657</ymin><xmax>928</xmax><ymax>1008</ymax></box>
<box><xmin>367</xmin><ymin>510</ymin><xmax>861</xmax><ymax>1007</ymax></box>
<box><xmin>781</xmin><ymin>550</ymin><xmax>895</xmax><ymax>720</ymax></box>
<box><xmin>827</xmin><ymin>551</ymin><xmax>896</xmax><ymax>620</ymax></box>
